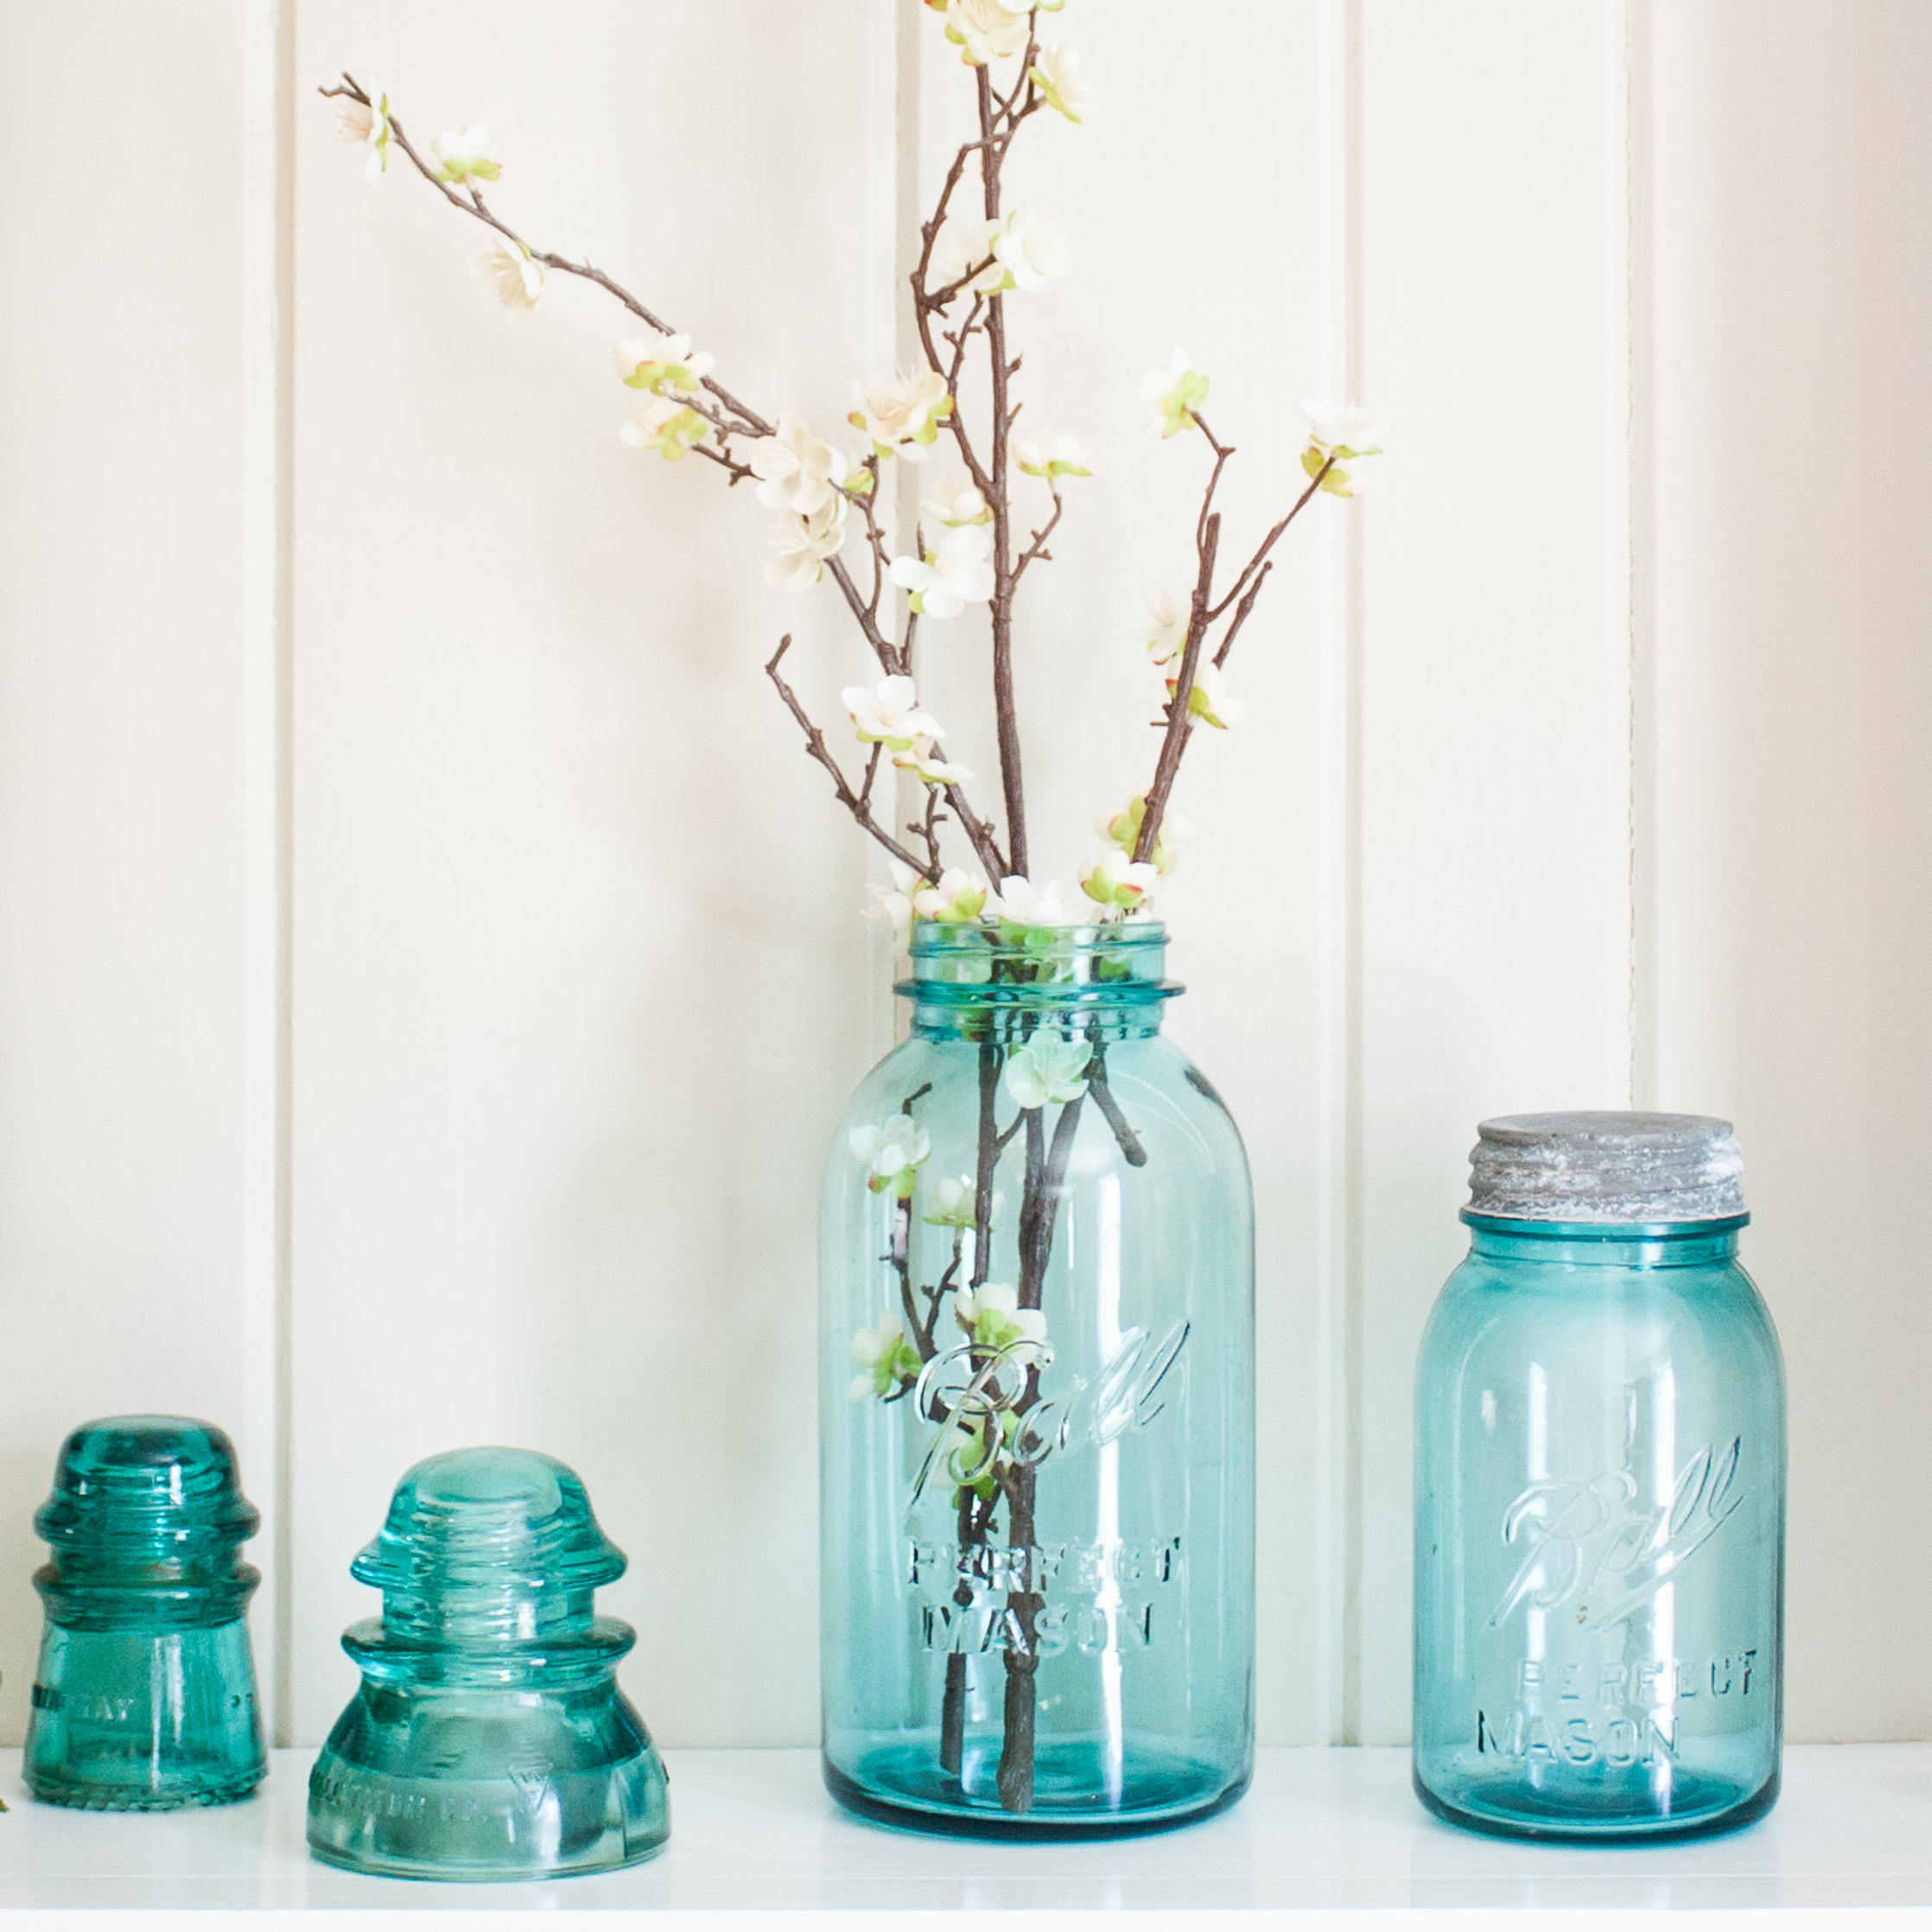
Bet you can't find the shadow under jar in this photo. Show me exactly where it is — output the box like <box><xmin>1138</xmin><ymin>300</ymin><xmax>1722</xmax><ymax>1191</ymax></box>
<box><xmin>820</xmin><ymin>920</ymin><xmax>1255</xmax><ymax>1838</ymax></box>
<box><xmin>1413</xmin><ymin>1112</ymin><xmax>1786</xmax><ymax>1842</ymax></box>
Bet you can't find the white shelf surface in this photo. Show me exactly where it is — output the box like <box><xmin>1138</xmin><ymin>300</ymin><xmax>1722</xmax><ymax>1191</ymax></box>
<box><xmin>0</xmin><ymin>1745</ymin><xmax>1928</xmax><ymax>1921</ymax></box>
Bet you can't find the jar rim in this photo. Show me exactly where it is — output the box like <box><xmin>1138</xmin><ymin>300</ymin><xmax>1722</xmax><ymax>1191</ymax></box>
<box><xmin>1462</xmin><ymin>1210</ymin><xmax>1751</xmax><ymax>1236</ymax></box>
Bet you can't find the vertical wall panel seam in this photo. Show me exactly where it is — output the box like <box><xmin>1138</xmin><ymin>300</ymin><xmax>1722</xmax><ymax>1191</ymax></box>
<box><xmin>1626</xmin><ymin>0</ymin><xmax>1656</xmax><ymax>1110</ymax></box>
<box><xmin>1607</xmin><ymin>0</ymin><xmax>1636</xmax><ymax>1109</ymax></box>
<box><xmin>1313</xmin><ymin>0</ymin><xmax>1363</xmax><ymax>1749</ymax></box>
<box><xmin>270</xmin><ymin>0</ymin><xmax>297</xmax><ymax>1753</ymax></box>
<box><xmin>239</xmin><ymin>0</ymin><xmax>296</xmax><ymax>1751</ymax></box>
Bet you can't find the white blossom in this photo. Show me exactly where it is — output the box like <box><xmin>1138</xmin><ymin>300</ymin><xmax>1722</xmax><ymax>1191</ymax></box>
<box><xmin>473</xmin><ymin>238</ymin><xmax>543</xmax><ymax>310</ymax></box>
<box><xmin>921</xmin><ymin>479</ymin><xmax>993</xmax><ymax>528</ymax></box>
<box><xmin>914</xmin><ymin>869</ymin><xmax>991</xmax><ymax>924</ymax></box>
<box><xmin>924</xmin><ymin>1175</ymin><xmax>978</xmax><ymax>1228</ymax></box>
<box><xmin>620</xmin><ymin>391</ymin><xmax>711</xmax><ymax>461</ymax></box>
<box><xmin>1137</xmin><ymin>586</ymin><xmax>1191</xmax><ymax>664</ymax></box>
<box><xmin>849</xmin><ymin>1109</ymin><xmax>932</xmax><ymax>1196</ymax></box>
<box><xmin>765</xmin><ymin>495</ymin><xmax>848</xmax><ymax>589</ymax></box>
<box><xmin>992</xmin><ymin>207</ymin><xmax>1074</xmax><ymax>294</ymax></box>
<box><xmin>945</xmin><ymin>0</ymin><xmax>1033</xmax><ymax>66</ymax></box>
<box><xmin>852</xmin><ymin>367</ymin><xmax>952</xmax><ymax>463</ymax></box>
<box><xmin>894</xmin><ymin>738</ymin><xmax>976</xmax><ymax>786</ymax></box>
<box><xmin>748</xmin><ymin>413</ymin><xmax>851</xmax><ymax>517</ymax></box>
<box><xmin>866</xmin><ymin>858</ymin><xmax>921</xmax><ymax>942</ymax></box>
<box><xmin>1170</xmin><ymin>660</ymin><xmax>1245</xmax><ymax>729</ymax></box>
<box><xmin>1030</xmin><ymin>45</ymin><xmax>1096</xmax><ymax>123</ymax></box>
<box><xmin>1080</xmin><ymin>848</ymin><xmax>1160</xmax><ymax>916</ymax></box>
<box><xmin>1004</xmin><ymin>1034</ymin><xmax>1091</xmax><ymax>1109</ymax></box>
<box><xmin>431</xmin><ymin>123</ymin><xmax>501</xmax><ymax>186</ymax></box>
<box><xmin>889</xmin><ymin>523</ymin><xmax>995</xmax><ymax>621</ymax></box>
<box><xmin>849</xmin><ymin>1311</ymin><xmax>922</xmax><ymax>1400</ymax></box>
<box><xmin>991</xmin><ymin>874</ymin><xmax>1084</xmax><ymax>929</ymax></box>
<box><xmin>1014</xmin><ymin>433</ymin><xmax>1094</xmax><ymax>481</ymax></box>
<box><xmin>929</xmin><ymin>216</ymin><xmax>1006</xmax><ymax>297</ymax></box>
<box><xmin>844</xmin><ymin>675</ymin><xmax>944</xmax><ymax>753</ymax></box>
<box><xmin>614</xmin><ymin>333</ymin><xmax>715</xmax><ymax>397</ymax></box>
<box><xmin>955</xmin><ymin>1281</ymin><xmax>1050</xmax><ymax>1362</ymax></box>
<box><xmin>1097</xmin><ymin>794</ymin><xmax>1194</xmax><ymax>874</ymax></box>
<box><xmin>1300</xmin><ymin>399</ymin><xmax>1389</xmax><ymax>497</ymax></box>
<box><xmin>1142</xmin><ymin>348</ymin><xmax>1209</xmax><ymax>438</ymax></box>
<box><xmin>335</xmin><ymin>85</ymin><xmax>391</xmax><ymax>186</ymax></box>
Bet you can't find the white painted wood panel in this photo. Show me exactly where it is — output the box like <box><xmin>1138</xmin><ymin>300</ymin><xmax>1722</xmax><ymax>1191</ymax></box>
<box><xmin>288</xmin><ymin>0</ymin><xmax>898</xmax><ymax>1751</ymax></box>
<box><xmin>0</xmin><ymin>0</ymin><xmax>278</xmax><ymax>1745</ymax></box>
<box><xmin>0</xmin><ymin>0</ymin><xmax>1924</xmax><ymax>1763</ymax></box>
<box><xmin>1640</xmin><ymin>0</ymin><xmax>1932</xmax><ymax>1743</ymax></box>
<box><xmin>1351</xmin><ymin>0</ymin><xmax>1634</xmax><ymax>1744</ymax></box>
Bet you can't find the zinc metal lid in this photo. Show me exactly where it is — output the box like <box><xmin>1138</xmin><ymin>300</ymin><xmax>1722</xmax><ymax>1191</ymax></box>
<box><xmin>1467</xmin><ymin>1110</ymin><xmax>1746</xmax><ymax>1223</ymax></box>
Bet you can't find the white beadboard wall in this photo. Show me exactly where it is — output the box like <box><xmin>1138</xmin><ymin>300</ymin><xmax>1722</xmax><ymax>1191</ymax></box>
<box><xmin>0</xmin><ymin>0</ymin><xmax>1925</xmax><ymax>1753</ymax></box>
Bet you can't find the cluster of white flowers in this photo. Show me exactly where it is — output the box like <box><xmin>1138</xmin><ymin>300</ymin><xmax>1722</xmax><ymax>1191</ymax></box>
<box><xmin>931</xmin><ymin>207</ymin><xmax>1073</xmax><ymax>298</ymax></box>
<box><xmin>1014</xmin><ymin>434</ymin><xmax>1093</xmax><ymax>483</ymax></box>
<box><xmin>922</xmin><ymin>480</ymin><xmax>992</xmax><ymax>528</ymax></box>
<box><xmin>1301</xmin><ymin>400</ymin><xmax>1390</xmax><ymax>498</ymax></box>
<box><xmin>1171</xmin><ymin>659</ymin><xmax>1244</xmax><ymax>730</ymax></box>
<box><xmin>473</xmin><ymin>236</ymin><xmax>544</xmax><ymax>311</ymax></box>
<box><xmin>1096</xmin><ymin>794</ymin><xmax>1194</xmax><ymax>876</ymax></box>
<box><xmin>433</xmin><ymin>123</ymin><xmax>502</xmax><ymax>186</ymax></box>
<box><xmin>1030</xmin><ymin>46</ymin><xmax>1096</xmax><ymax>124</ymax></box>
<box><xmin>934</xmin><ymin>0</ymin><xmax>1061</xmax><ymax>67</ymax></box>
<box><xmin>334</xmin><ymin>86</ymin><xmax>392</xmax><ymax>186</ymax></box>
<box><xmin>1136</xmin><ymin>587</ymin><xmax>1191</xmax><ymax>665</ymax></box>
<box><xmin>736</xmin><ymin>416</ymin><xmax>852</xmax><ymax>588</ymax></box>
<box><xmin>924</xmin><ymin>1175</ymin><xmax>978</xmax><ymax>1229</ymax></box>
<box><xmin>867</xmin><ymin>861</ymin><xmax>995</xmax><ymax>941</ymax></box>
<box><xmin>991</xmin><ymin>874</ymin><xmax>1084</xmax><ymax>930</ymax></box>
<box><xmin>850</xmin><ymin>1109</ymin><xmax>931</xmax><ymax>1198</ymax></box>
<box><xmin>890</xmin><ymin>524</ymin><xmax>995</xmax><ymax>620</ymax></box>
<box><xmin>848</xmin><ymin>1311</ymin><xmax>924</xmax><ymax>1402</ymax></box>
<box><xmin>955</xmin><ymin>1281</ymin><xmax>1049</xmax><ymax>1363</ymax></box>
<box><xmin>1004</xmin><ymin>1033</ymin><xmax>1091</xmax><ymax>1108</ymax></box>
<box><xmin>616</xmin><ymin>333</ymin><xmax>715</xmax><ymax>397</ymax></box>
<box><xmin>851</xmin><ymin>368</ymin><xmax>952</xmax><ymax>464</ymax></box>
<box><xmin>844</xmin><ymin>676</ymin><xmax>942</xmax><ymax>753</ymax></box>
<box><xmin>1079</xmin><ymin>848</ymin><xmax>1159</xmax><ymax>917</ymax></box>
<box><xmin>1142</xmin><ymin>348</ymin><xmax>1209</xmax><ymax>439</ymax></box>
<box><xmin>842</xmin><ymin>674</ymin><xmax>972</xmax><ymax>786</ymax></box>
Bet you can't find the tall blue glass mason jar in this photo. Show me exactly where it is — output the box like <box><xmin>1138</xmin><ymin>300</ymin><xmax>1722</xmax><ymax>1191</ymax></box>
<box><xmin>1413</xmin><ymin>1112</ymin><xmax>1785</xmax><ymax>1841</ymax></box>
<box><xmin>821</xmin><ymin>919</ymin><xmax>1254</xmax><ymax>1836</ymax></box>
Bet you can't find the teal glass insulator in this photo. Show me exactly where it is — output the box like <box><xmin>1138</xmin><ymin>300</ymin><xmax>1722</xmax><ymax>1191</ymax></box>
<box><xmin>307</xmin><ymin>1446</ymin><xmax>670</xmax><ymax>1881</ymax></box>
<box><xmin>1413</xmin><ymin>1113</ymin><xmax>1786</xmax><ymax>1841</ymax></box>
<box><xmin>821</xmin><ymin>920</ymin><xmax>1255</xmax><ymax>1836</ymax></box>
<box><xmin>22</xmin><ymin>1415</ymin><xmax>266</xmax><ymax>1810</ymax></box>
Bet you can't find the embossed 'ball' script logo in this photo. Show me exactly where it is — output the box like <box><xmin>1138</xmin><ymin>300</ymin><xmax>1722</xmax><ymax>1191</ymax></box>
<box><xmin>1486</xmin><ymin>1438</ymin><xmax>1745</xmax><ymax>1632</ymax></box>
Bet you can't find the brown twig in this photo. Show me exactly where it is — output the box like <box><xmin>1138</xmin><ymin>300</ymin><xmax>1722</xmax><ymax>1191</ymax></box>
<box><xmin>766</xmin><ymin>639</ymin><xmax>935</xmax><ymax>880</ymax></box>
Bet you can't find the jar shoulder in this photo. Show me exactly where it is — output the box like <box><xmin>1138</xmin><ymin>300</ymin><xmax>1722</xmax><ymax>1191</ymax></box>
<box><xmin>1420</xmin><ymin>1249</ymin><xmax>1784</xmax><ymax>1383</ymax></box>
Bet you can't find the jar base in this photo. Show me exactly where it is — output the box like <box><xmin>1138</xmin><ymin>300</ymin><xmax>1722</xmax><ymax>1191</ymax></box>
<box><xmin>823</xmin><ymin>1742</ymin><xmax>1249</xmax><ymax>1840</ymax></box>
<box><xmin>24</xmin><ymin>1766</ymin><xmax>264</xmax><ymax>1811</ymax></box>
<box><xmin>1412</xmin><ymin>1758</ymin><xmax>1781</xmax><ymax>1843</ymax></box>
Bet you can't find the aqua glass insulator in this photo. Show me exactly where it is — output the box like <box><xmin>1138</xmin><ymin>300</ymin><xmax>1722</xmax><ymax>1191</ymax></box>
<box><xmin>307</xmin><ymin>1446</ymin><xmax>670</xmax><ymax>1881</ymax></box>
<box><xmin>22</xmin><ymin>1415</ymin><xmax>267</xmax><ymax>1810</ymax></box>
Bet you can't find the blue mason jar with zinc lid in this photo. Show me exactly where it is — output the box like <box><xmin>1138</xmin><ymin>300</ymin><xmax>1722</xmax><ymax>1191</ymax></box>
<box><xmin>1413</xmin><ymin>1112</ymin><xmax>1785</xmax><ymax>1841</ymax></box>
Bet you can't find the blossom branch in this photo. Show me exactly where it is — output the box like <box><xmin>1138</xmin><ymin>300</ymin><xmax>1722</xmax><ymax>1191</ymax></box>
<box><xmin>977</xmin><ymin>64</ymin><xmax>1030</xmax><ymax>882</ymax></box>
<box><xmin>321</xmin><ymin>78</ymin><xmax>773</xmax><ymax>439</ymax></box>
<box><xmin>766</xmin><ymin>638</ymin><xmax>935</xmax><ymax>880</ymax></box>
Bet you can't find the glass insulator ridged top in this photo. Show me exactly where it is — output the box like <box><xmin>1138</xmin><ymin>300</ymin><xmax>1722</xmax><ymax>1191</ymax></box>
<box><xmin>35</xmin><ymin>1414</ymin><xmax>259</xmax><ymax>1577</ymax></box>
<box><xmin>351</xmin><ymin>1445</ymin><xmax>627</xmax><ymax>1641</ymax></box>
